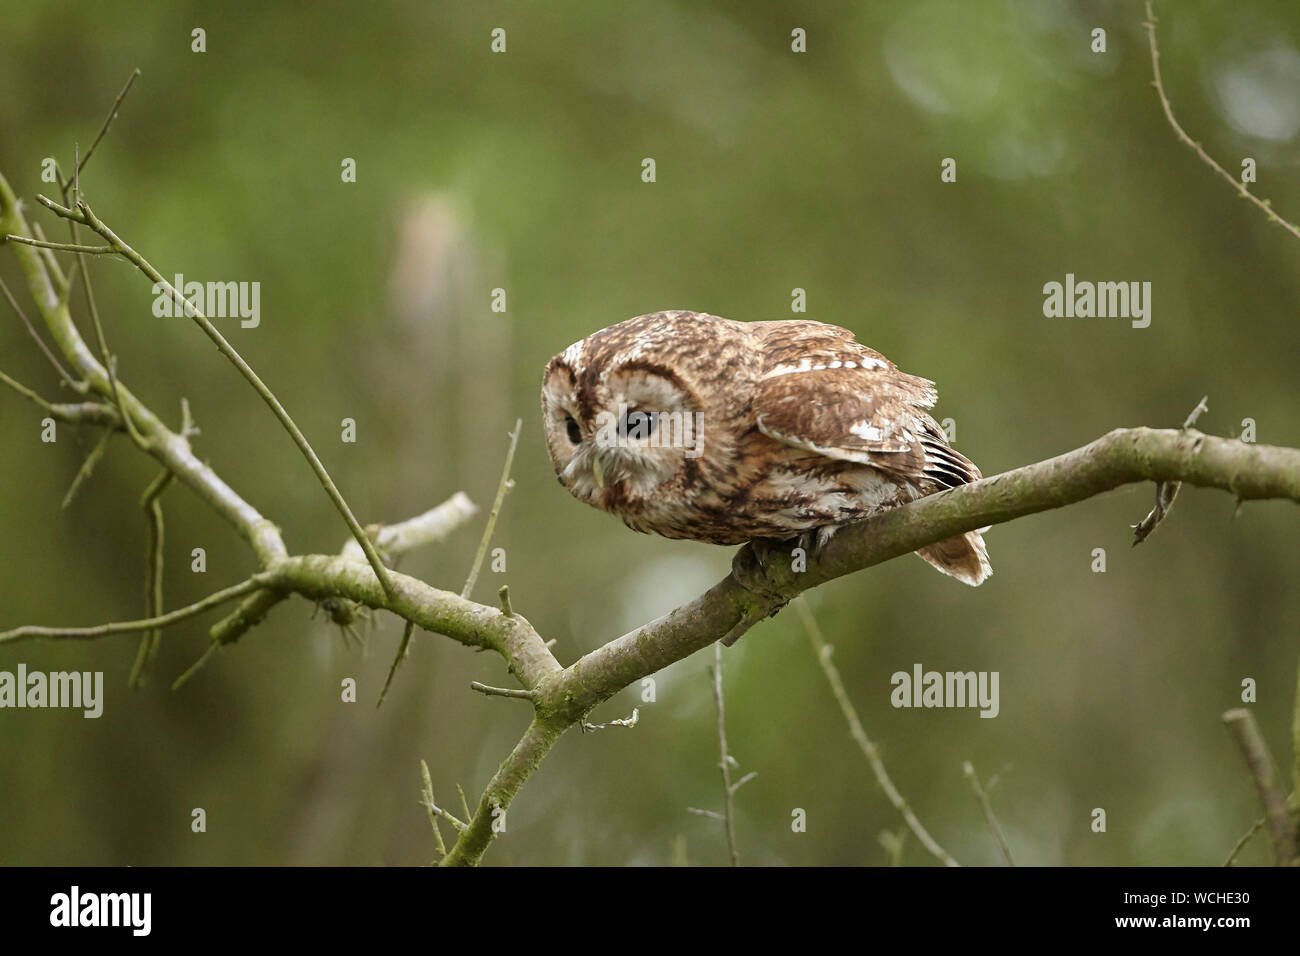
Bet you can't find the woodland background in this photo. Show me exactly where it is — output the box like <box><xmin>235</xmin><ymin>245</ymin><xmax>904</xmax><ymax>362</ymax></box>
<box><xmin>1</xmin><ymin>0</ymin><xmax>1297</xmax><ymax>865</ymax></box>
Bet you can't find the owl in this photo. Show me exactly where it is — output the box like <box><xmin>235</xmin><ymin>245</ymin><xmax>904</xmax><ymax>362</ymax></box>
<box><xmin>540</xmin><ymin>311</ymin><xmax>990</xmax><ymax>586</ymax></box>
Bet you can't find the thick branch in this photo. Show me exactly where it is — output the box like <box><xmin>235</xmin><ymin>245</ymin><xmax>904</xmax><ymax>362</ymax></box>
<box><xmin>440</xmin><ymin>717</ymin><xmax>568</xmax><ymax>867</ymax></box>
<box><xmin>536</xmin><ymin>427</ymin><xmax>1300</xmax><ymax>723</ymax></box>
<box><xmin>261</xmin><ymin>555</ymin><xmax>561</xmax><ymax>691</ymax></box>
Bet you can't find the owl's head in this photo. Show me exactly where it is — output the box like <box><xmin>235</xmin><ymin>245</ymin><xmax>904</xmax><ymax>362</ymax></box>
<box><xmin>541</xmin><ymin>318</ymin><xmax>708</xmax><ymax>514</ymax></box>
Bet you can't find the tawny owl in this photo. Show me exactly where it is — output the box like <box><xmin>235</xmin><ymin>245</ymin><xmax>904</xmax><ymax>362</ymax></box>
<box><xmin>540</xmin><ymin>311</ymin><xmax>990</xmax><ymax>585</ymax></box>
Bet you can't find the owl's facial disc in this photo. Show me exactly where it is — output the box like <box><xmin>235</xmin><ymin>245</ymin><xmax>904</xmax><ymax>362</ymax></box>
<box><xmin>577</xmin><ymin>369</ymin><xmax>702</xmax><ymax>503</ymax></box>
<box><xmin>543</xmin><ymin>351</ymin><xmax>704</xmax><ymax>514</ymax></box>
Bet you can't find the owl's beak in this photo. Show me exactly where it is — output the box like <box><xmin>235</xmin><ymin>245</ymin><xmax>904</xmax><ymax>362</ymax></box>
<box><xmin>591</xmin><ymin>454</ymin><xmax>606</xmax><ymax>490</ymax></box>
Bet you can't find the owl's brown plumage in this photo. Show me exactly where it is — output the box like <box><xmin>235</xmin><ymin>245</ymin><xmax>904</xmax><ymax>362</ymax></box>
<box><xmin>540</xmin><ymin>311</ymin><xmax>990</xmax><ymax>585</ymax></box>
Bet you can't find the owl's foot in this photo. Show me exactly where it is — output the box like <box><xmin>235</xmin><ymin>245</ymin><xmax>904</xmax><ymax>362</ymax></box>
<box><xmin>748</xmin><ymin>529</ymin><xmax>826</xmax><ymax>573</ymax></box>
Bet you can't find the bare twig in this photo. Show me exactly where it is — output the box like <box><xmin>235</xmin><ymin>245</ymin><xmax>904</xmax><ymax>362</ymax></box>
<box><xmin>3</xmin><ymin>235</ymin><xmax>112</xmax><ymax>255</ymax></box>
<box><xmin>462</xmin><ymin>420</ymin><xmax>521</xmax><ymax>599</ymax></box>
<box><xmin>469</xmin><ymin>681</ymin><xmax>537</xmax><ymax>701</ymax></box>
<box><xmin>686</xmin><ymin>807</ymin><xmax>723</xmax><ymax>821</ymax></box>
<box><xmin>340</xmin><ymin>493</ymin><xmax>478</xmax><ymax>562</ymax></box>
<box><xmin>59</xmin><ymin>427</ymin><xmax>115</xmax><ymax>509</ymax></box>
<box><xmin>29</xmin><ymin>221</ymin><xmax>70</xmax><ymax>293</ymax></box>
<box><xmin>963</xmin><ymin>760</ymin><xmax>1016</xmax><ymax>866</ymax></box>
<box><xmin>797</xmin><ymin>597</ymin><xmax>960</xmax><ymax>867</ymax></box>
<box><xmin>1133</xmin><ymin>397</ymin><xmax>1209</xmax><ymax>545</ymax></box>
<box><xmin>0</xmin><ymin>370</ymin><xmax>120</xmax><ymax>426</ymax></box>
<box><xmin>1222</xmin><ymin>708</ymin><xmax>1299</xmax><ymax>865</ymax></box>
<box><xmin>423</xmin><ymin>796</ymin><xmax>468</xmax><ymax>833</ymax></box>
<box><xmin>457</xmin><ymin>785</ymin><xmax>472</xmax><ymax>826</ymax></box>
<box><xmin>1224</xmin><ymin>818</ymin><xmax>1265</xmax><ymax>867</ymax></box>
<box><xmin>1144</xmin><ymin>1</ymin><xmax>1300</xmax><ymax>242</ymax></box>
<box><xmin>420</xmin><ymin>761</ymin><xmax>450</xmax><ymax>858</ymax></box>
<box><xmin>0</xmin><ymin>575</ymin><xmax>266</xmax><ymax>644</ymax></box>
<box><xmin>376</xmin><ymin>619</ymin><xmax>415</xmax><ymax>709</ymax></box>
<box><xmin>129</xmin><ymin>469</ymin><xmax>174</xmax><ymax>688</ymax></box>
<box><xmin>171</xmin><ymin>641</ymin><xmax>221</xmax><ymax>691</ymax></box>
<box><xmin>0</xmin><ymin>275</ymin><xmax>79</xmax><ymax>387</ymax></box>
<box><xmin>710</xmin><ymin>642</ymin><xmax>740</xmax><ymax>866</ymax></box>
<box><xmin>76</xmin><ymin>256</ymin><xmax>148</xmax><ymax>449</ymax></box>
<box><xmin>77</xmin><ymin>68</ymin><xmax>141</xmax><ymax>178</ymax></box>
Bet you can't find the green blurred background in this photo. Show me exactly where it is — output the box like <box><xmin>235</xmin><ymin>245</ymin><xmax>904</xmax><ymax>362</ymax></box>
<box><xmin>1</xmin><ymin>0</ymin><xmax>1297</xmax><ymax>866</ymax></box>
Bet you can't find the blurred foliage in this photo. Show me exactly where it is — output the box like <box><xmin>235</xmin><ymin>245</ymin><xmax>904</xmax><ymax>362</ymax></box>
<box><xmin>1</xmin><ymin>0</ymin><xmax>1298</xmax><ymax>866</ymax></box>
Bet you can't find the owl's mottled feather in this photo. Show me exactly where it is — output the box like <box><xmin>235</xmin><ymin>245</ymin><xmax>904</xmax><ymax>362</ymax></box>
<box><xmin>540</xmin><ymin>311</ymin><xmax>990</xmax><ymax>585</ymax></box>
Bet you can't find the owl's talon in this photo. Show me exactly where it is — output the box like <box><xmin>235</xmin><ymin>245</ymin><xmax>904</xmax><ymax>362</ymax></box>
<box><xmin>730</xmin><ymin>541</ymin><xmax>793</xmax><ymax>607</ymax></box>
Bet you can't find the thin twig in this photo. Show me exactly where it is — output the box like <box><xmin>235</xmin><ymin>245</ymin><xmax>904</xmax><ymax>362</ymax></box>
<box><xmin>1224</xmin><ymin>818</ymin><xmax>1265</xmax><ymax>867</ymax></box>
<box><xmin>469</xmin><ymin>680</ymin><xmax>536</xmax><ymax>701</ymax></box>
<box><xmin>420</xmin><ymin>761</ymin><xmax>449</xmax><ymax>858</ymax></box>
<box><xmin>129</xmin><ymin>469</ymin><xmax>174</xmax><ymax>688</ymax></box>
<box><xmin>340</xmin><ymin>493</ymin><xmax>478</xmax><ymax>562</ymax></box>
<box><xmin>686</xmin><ymin>807</ymin><xmax>723</xmax><ymax>821</ymax></box>
<box><xmin>457</xmin><ymin>785</ymin><xmax>473</xmax><ymax>827</ymax></box>
<box><xmin>71</xmin><ymin>238</ymin><xmax>148</xmax><ymax>449</ymax></box>
<box><xmin>1133</xmin><ymin>396</ymin><xmax>1208</xmax><ymax>546</ymax></box>
<box><xmin>171</xmin><ymin>641</ymin><xmax>220</xmax><ymax>692</ymax></box>
<box><xmin>30</xmin><ymin>220</ymin><xmax>69</xmax><ymax>292</ymax></box>
<box><xmin>0</xmin><ymin>370</ymin><xmax>120</xmax><ymax>426</ymax></box>
<box><xmin>1222</xmin><ymin>708</ymin><xmax>1299</xmax><ymax>865</ymax></box>
<box><xmin>422</xmin><ymin>795</ymin><xmax>468</xmax><ymax>833</ymax></box>
<box><xmin>1144</xmin><ymin>1</ymin><xmax>1300</xmax><ymax>242</ymax></box>
<box><xmin>376</xmin><ymin>618</ymin><xmax>415</xmax><ymax>709</ymax></box>
<box><xmin>963</xmin><ymin>761</ymin><xmax>1016</xmax><ymax>866</ymax></box>
<box><xmin>77</xmin><ymin>69</ymin><xmax>141</xmax><ymax>178</ymax></box>
<box><xmin>710</xmin><ymin>642</ymin><xmax>740</xmax><ymax>866</ymax></box>
<box><xmin>2</xmin><ymin>235</ymin><xmax>112</xmax><ymax>254</ymax></box>
<box><xmin>0</xmin><ymin>575</ymin><xmax>265</xmax><ymax>645</ymax></box>
<box><xmin>461</xmin><ymin>419</ymin><xmax>521</xmax><ymax>599</ymax></box>
<box><xmin>797</xmin><ymin>597</ymin><xmax>960</xmax><ymax>866</ymax></box>
<box><xmin>60</xmin><ymin>427</ymin><xmax>114</xmax><ymax>509</ymax></box>
<box><xmin>0</xmin><ymin>276</ymin><xmax>79</xmax><ymax>387</ymax></box>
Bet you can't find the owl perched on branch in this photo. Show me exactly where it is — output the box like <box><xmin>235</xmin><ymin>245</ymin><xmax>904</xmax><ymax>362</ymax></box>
<box><xmin>540</xmin><ymin>311</ymin><xmax>990</xmax><ymax>586</ymax></box>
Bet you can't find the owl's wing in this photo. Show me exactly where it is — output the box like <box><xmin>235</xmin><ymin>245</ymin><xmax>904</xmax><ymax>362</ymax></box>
<box><xmin>752</xmin><ymin>322</ymin><xmax>979</xmax><ymax>487</ymax></box>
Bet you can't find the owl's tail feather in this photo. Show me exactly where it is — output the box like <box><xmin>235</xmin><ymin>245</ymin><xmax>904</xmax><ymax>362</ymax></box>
<box><xmin>915</xmin><ymin>531</ymin><xmax>991</xmax><ymax>587</ymax></box>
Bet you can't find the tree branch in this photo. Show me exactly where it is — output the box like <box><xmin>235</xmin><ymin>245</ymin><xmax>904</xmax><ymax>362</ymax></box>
<box><xmin>798</xmin><ymin>597</ymin><xmax>959</xmax><ymax>867</ymax></box>
<box><xmin>535</xmin><ymin>427</ymin><xmax>1300</xmax><ymax>726</ymax></box>
<box><xmin>0</xmin><ymin>172</ymin><xmax>287</xmax><ymax>565</ymax></box>
<box><xmin>1222</xmin><ymin>708</ymin><xmax>1299</xmax><ymax>865</ymax></box>
<box><xmin>0</xmin><ymin>575</ymin><xmax>267</xmax><ymax>644</ymax></box>
<box><xmin>1144</xmin><ymin>0</ymin><xmax>1300</xmax><ymax>242</ymax></box>
<box><xmin>30</xmin><ymin>192</ymin><xmax>393</xmax><ymax>596</ymax></box>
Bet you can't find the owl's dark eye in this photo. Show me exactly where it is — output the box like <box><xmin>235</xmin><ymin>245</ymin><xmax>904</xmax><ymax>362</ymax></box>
<box><xmin>621</xmin><ymin>408</ymin><xmax>657</xmax><ymax>440</ymax></box>
<box><xmin>564</xmin><ymin>414</ymin><xmax>582</xmax><ymax>445</ymax></box>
